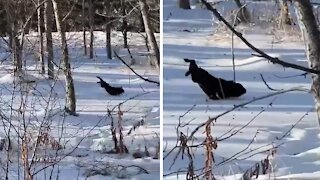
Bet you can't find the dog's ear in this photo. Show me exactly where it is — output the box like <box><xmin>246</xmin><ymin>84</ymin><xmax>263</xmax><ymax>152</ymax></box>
<box><xmin>184</xmin><ymin>59</ymin><xmax>196</xmax><ymax>63</ymax></box>
<box><xmin>184</xmin><ymin>58</ymin><xmax>191</xmax><ymax>63</ymax></box>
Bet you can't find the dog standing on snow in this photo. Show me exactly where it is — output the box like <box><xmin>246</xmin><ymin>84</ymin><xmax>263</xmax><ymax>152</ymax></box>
<box><xmin>96</xmin><ymin>76</ymin><xmax>124</xmax><ymax>96</ymax></box>
<box><xmin>184</xmin><ymin>59</ymin><xmax>246</xmax><ymax>100</ymax></box>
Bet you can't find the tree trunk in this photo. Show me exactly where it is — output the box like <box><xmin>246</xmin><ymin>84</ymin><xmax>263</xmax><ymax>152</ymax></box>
<box><xmin>279</xmin><ymin>0</ymin><xmax>291</xmax><ymax>29</ymax></box>
<box><xmin>121</xmin><ymin>0</ymin><xmax>128</xmax><ymax>48</ymax></box>
<box><xmin>139</xmin><ymin>0</ymin><xmax>160</xmax><ymax>71</ymax></box>
<box><xmin>5</xmin><ymin>1</ymin><xmax>22</xmax><ymax>75</ymax></box>
<box><xmin>38</xmin><ymin>0</ymin><xmax>45</xmax><ymax>74</ymax></box>
<box><xmin>12</xmin><ymin>21</ymin><xmax>23</xmax><ymax>76</ymax></box>
<box><xmin>106</xmin><ymin>18</ymin><xmax>112</xmax><ymax>59</ymax></box>
<box><xmin>104</xmin><ymin>0</ymin><xmax>112</xmax><ymax>59</ymax></box>
<box><xmin>139</xmin><ymin>10</ymin><xmax>145</xmax><ymax>32</ymax></box>
<box><xmin>5</xmin><ymin>2</ymin><xmax>13</xmax><ymax>51</ymax></box>
<box><xmin>82</xmin><ymin>0</ymin><xmax>87</xmax><ymax>55</ymax></box>
<box><xmin>294</xmin><ymin>0</ymin><xmax>320</xmax><ymax>125</ymax></box>
<box><xmin>234</xmin><ymin>0</ymin><xmax>250</xmax><ymax>24</ymax></box>
<box><xmin>52</xmin><ymin>0</ymin><xmax>76</xmax><ymax>115</ymax></box>
<box><xmin>89</xmin><ymin>0</ymin><xmax>94</xmax><ymax>59</ymax></box>
<box><xmin>178</xmin><ymin>0</ymin><xmax>191</xmax><ymax>9</ymax></box>
<box><xmin>45</xmin><ymin>0</ymin><xmax>54</xmax><ymax>79</ymax></box>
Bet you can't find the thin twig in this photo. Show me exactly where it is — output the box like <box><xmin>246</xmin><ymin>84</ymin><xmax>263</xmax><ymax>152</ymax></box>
<box><xmin>231</xmin><ymin>3</ymin><xmax>248</xmax><ymax>81</ymax></box>
<box><xmin>260</xmin><ymin>73</ymin><xmax>283</xmax><ymax>91</ymax></box>
<box><xmin>272</xmin><ymin>72</ymin><xmax>308</xmax><ymax>79</ymax></box>
<box><xmin>188</xmin><ymin>87</ymin><xmax>309</xmax><ymax>140</ymax></box>
<box><xmin>217</xmin><ymin>98</ymin><xmax>276</xmax><ymax>141</ymax></box>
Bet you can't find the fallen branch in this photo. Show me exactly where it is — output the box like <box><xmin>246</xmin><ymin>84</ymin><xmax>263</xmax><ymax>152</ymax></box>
<box><xmin>113</xmin><ymin>51</ymin><xmax>160</xmax><ymax>86</ymax></box>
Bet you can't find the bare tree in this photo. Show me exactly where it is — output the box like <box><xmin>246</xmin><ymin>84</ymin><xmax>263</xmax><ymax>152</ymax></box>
<box><xmin>106</xmin><ymin>20</ymin><xmax>112</xmax><ymax>59</ymax></box>
<box><xmin>279</xmin><ymin>0</ymin><xmax>292</xmax><ymax>28</ymax></box>
<box><xmin>121</xmin><ymin>0</ymin><xmax>128</xmax><ymax>48</ymax></box>
<box><xmin>234</xmin><ymin>0</ymin><xmax>250</xmax><ymax>24</ymax></box>
<box><xmin>45</xmin><ymin>0</ymin><xmax>54</xmax><ymax>79</ymax></box>
<box><xmin>294</xmin><ymin>0</ymin><xmax>320</xmax><ymax>125</ymax></box>
<box><xmin>89</xmin><ymin>0</ymin><xmax>94</xmax><ymax>59</ymax></box>
<box><xmin>52</xmin><ymin>0</ymin><xmax>77</xmax><ymax>115</ymax></box>
<box><xmin>178</xmin><ymin>0</ymin><xmax>191</xmax><ymax>9</ymax></box>
<box><xmin>139</xmin><ymin>0</ymin><xmax>160</xmax><ymax>71</ymax></box>
<box><xmin>104</xmin><ymin>0</ymin><xmax>112</xmax><ymax>59</ymax></box>
<box><xmin>4</xmin><ymin>1</ymin><xmax>23</xmax><ymax>75</ymax></box>
<box><xmin>38</xmin><ymin>0</ymin><xmax>45</xmax><ymax>74</ymax></box>
<box><xmin>82</xmin><ymin>0</ymin><xmax>88</xmax><ymax>55</ymax></box>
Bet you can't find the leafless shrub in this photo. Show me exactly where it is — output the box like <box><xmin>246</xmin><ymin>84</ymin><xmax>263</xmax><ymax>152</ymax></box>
<box><xmin>82</xmin><ymin>162</ymin><xmax>149</xmax><ymax>178</ymax></box>
<box><xmin>203</xmin><ymin>122</ymin><xmax>217</xmax><ymax>180</ymax></box>
<box><xmin>127</xmin><ymin>119</ymin><xmax>145</xmax><ymax>135</ymax></box>
<box><xmin>242</xmin><ymin>148</ymin><xmax>277</xmax><ymax>180</ymax></box>
<box><xmin>165</xmin><ymin>88</ymin><xmax>310</xmax><ymax>179</ymax></box>
<box><xmin>118</xmin><ymin>106</ymin><xmax>129</xmax><ymax>154</ymax></box>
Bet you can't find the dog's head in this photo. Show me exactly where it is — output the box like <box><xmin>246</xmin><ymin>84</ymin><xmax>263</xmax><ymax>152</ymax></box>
<box><xmin>235</xmin><ymin>83</ymin><xmax>247</xmax><ymax>95</ymax></box>
<box><xmin>184</xmin><ymin>59</ymin><xmax>198</xmax><ymax>76</ymax></box>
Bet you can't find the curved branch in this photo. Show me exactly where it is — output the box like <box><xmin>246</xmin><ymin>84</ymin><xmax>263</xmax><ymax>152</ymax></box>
<box><xmin>114</xmin><ymin>51</ymin><xmax>160</xmax><ymax>86</ymax></box>
<box><xmin>200</xmin><ymin>0</ymin><xmax>320</xmax><ymax>75</ymax></box>
<box><xmin>260</xmin><ymin>73</ymin><xmax>283</xmax><ymax>91</ymax></box>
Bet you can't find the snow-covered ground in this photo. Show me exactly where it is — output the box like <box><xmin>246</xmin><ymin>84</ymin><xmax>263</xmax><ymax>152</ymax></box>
<box><xmin>163</xmin><ymin>0</ymin><xmax>320</xmax><ymax>179</ymax></box>
<box><xmin>0</xmin><ymin>31</ymin><xmax>160</xmax><ymax>179</ymax></box>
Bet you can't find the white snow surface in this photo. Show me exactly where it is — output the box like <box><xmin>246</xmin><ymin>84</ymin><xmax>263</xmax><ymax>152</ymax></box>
<box><xmin>164</xmin><ymin>0</ymin><xmax>320</xmax><ymax>179</ymax></box>
<box><xmin>0</xmin><ymin>31</ymin><xmax>160</xmax><ymax>179</ymax></box>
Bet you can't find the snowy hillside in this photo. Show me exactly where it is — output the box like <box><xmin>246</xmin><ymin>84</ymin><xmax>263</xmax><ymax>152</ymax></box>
<box><xmin>163</xmin><ymin>0</ymin><xmax>320</xmax><ymax>179</ymax></box>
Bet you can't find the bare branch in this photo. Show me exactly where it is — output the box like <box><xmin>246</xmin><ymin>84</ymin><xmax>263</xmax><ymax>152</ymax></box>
<box><xmin>260</xmin><ymin>74</ymin><xmax>283</xmax><ymax>91</ymax></box>
<box><xmin>188</xmin><ymin>87</ymin><xmax>309</xmax><ymax>140</ymax></box>
<box><xmin>201</xmin><ymin>0</ymin><xmax>320</xmax><ymax>74</ymax></box>
<box><xmin>114</xmin><ymin>51</ymin><xmax>160</xmax><ymax>86</ymax></box>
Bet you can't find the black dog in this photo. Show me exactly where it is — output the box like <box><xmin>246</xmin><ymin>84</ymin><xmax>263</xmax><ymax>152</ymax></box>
<box><xmin>97</xmin><ymin>76</ymin><xmax>124</xmax><ymax>96</ymax></box>
<box><xmin>184</xmin><ymin>59</ymin><xmax>246</xmax><ymax>99</ymax></box>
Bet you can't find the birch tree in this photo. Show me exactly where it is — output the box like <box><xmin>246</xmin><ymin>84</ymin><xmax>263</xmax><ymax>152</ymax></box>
<box><xmin>279</xmin><ymin>0</ymin><xmax>291</xmax><ymax>29</ymax></box>
<box><xmin>38</xmin><ymin>0</ymin><xmax>45</xmax><ymax>74</ymax></box>
<box><xmin>139</xmin><ymin>0</ymin><xmax>160</xmax><ymax>71</ymax></box>
<box><xmin>82</xmin><ymin>0</ymin><xmax>87</xmax><ymax>55</ymax></box>
<box><xmin>104</xmin><ymin>0</ymin><xmax>112</xmax><ymax>59</ymax></box>
<box><xmin>121</xmin><ymin>0</ymin><xmax>128</xmax><ymax>48</ymax></box>
<box><xmin>89</xmin><ymin>0</ymin><xmax>94</xmax><ymax>59</ymax></box>
<box><xmin>294</xmin><ymin>0</ymin><xmax>320</xmax><ymax>125</ymax></box>
<box><xmin>45</xmin><ymin>0</ymin><xmax>54</xmax><ymax>79</ymax></box>
<box><xmin>52</xmin><ymin>0</ymin><xmax>77</xmax><ymax>114</ymax></box>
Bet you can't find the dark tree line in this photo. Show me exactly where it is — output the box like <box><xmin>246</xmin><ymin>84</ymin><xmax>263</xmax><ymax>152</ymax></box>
<box><xmin>0</xmin><ymin>0</ymin><xmax>160</xmax><ymax>36</ymax></box>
